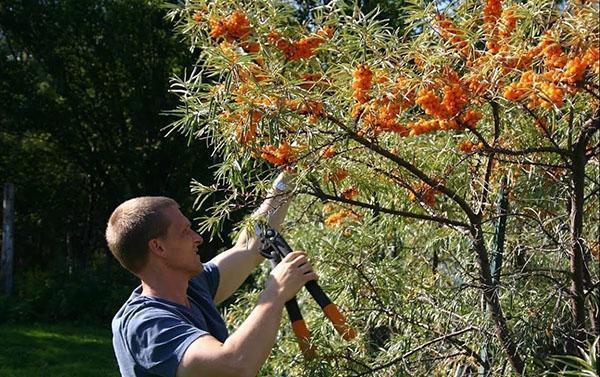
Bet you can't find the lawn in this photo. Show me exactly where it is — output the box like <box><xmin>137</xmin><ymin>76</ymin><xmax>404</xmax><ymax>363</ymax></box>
<box><xmin>0</xmin><ymin>322</ymin><xmax>119</xmax><ymax>377</ymax></box>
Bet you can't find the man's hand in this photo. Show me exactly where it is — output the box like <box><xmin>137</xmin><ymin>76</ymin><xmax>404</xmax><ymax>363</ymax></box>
<box><xmin>271</xmin><ymin>171</ymin><xmax>295</xmax><ymax>194</ymax></box>
<box><xmin>178</xmin><ymin>251</ymin><xmax>318</xmax><ymax>377</ymax></box>
<box><xmin>265</xmin><ymin>251</ymin><xmax>318</xmax><ymax>303</ymax></box>
<box><xmin>212</xmin><ymin>172</ymin><xmax>297</xmax><ymax>305</ymax></box>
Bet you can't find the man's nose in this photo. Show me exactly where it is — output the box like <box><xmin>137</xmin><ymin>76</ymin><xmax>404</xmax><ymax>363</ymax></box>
<box><xmin>194</xmin><ymin>232</ymin><xmax>204</xmax><ymax>245</ymax></box>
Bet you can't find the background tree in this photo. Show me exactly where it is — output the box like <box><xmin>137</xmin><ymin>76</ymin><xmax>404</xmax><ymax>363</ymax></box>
<box><xmin>168</xmin><ymin>0</ymin><xmax>599</xmax><ymax>375</ymax></box>
<box><xmin>0</xmin><ymin>0</ymin><xmax>219</xmax><ymax>323</ymax></box>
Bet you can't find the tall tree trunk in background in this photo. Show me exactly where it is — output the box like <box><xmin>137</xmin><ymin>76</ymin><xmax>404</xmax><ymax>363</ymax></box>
<box><xmin>1</xmin><ymin>183</ymin><xmax>15</xmax><ymax>297</ymax></box>
<box><xmin>471</xmin><ymin>224</ymin><xmax>525</xmax><ymax>375</ymax></box>
<box><xmin>567</xmin><ymin>118</ymin><xmax>598</xmax><ymax>352</ymax></box>
<box><xmin>569</xmin><ymin>148</ymin><xmax>587</xmax><ymax>349</ymax></box>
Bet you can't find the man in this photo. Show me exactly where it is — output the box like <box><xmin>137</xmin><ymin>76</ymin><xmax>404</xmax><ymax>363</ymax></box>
<box><xmin>106</xmin><ymin>174</ymin><xmax>316</xmax><ymax>377</ymax></box>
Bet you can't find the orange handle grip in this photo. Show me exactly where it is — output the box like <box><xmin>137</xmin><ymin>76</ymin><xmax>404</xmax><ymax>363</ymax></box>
<box><xmin>323</xmin><ymin>303</ymin><xmax>357</xmax><ymax>341</ymax></box>
<box><xmin>291</xmin><ymin>320</ymin><xmax>316</xmax><ymax>359</ymax></box>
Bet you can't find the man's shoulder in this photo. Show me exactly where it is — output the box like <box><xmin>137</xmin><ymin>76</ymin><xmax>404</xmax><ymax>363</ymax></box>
<box><xmin>111</xmin><ymin>291</ymin><xmax>208</xmax><ymax>377</ymax></box>
<box><xmin>189</xmin><ymin>261</ymin><xmax>220</xmax><ymax>298</ymax></box>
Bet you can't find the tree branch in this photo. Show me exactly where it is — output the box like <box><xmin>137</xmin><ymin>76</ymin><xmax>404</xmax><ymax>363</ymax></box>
<box><xmin>302</xmin><ymin>186</ymin><xmax>470</xmax><ymax>228</ymax></box>
<box><xmin>353</xmin><ymin>327</ymin><xmax>478</xmax><ymax>376</ymax></box>
<box><xmin>467</xmin><ymin>127</ymin><xmax>571</xmax><ymax>157</ymax></box>
<box><xmin>324</xmin><ymin>113</ymin><xmax>478</xmax><ymax>222</ymax></box>
<box><xmin>477</xmin><ymin>101</ymin><xmax>500</xmax><ymax>216</ymax></box>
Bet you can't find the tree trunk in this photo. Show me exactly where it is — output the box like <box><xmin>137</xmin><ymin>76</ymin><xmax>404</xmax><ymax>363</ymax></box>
<box><xmin>471</xmin><ymin>224</ymin><xmax>525</xmax><ymax>374</ymax></box>
<box><xmin>1</xmin><ymin>183</ymin><xmax>15</xmax><ymax>297</ymax></box>
<box><xmin>568</xmin><ymin>144</ymin><xmax>587</xmax><ymax>349</ymax></box>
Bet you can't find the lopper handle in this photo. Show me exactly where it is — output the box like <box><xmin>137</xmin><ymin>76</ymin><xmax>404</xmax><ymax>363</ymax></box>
<box><xmin>262</xmin><ymin>227</ymin><xmax>356</xmax><ymax>342</ymax></box>
<box><xmin>285</xmin><ymin>297</ymin><xmax>316</xmax><ymax>359</ymax></box>
<box><xmin>305</xmin><ymin>281</ymin><xmax>357</xmax><ymax>341</ymax></box>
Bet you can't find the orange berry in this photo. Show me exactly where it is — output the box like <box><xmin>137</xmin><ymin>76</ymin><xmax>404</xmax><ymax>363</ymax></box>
<box><xmin>322</xmin><ymin>147</ymin><xmax>337</xmax><ymax>158</ymax></box>
<box><xmin>341</xmin><ymin>186</ymin><xmax>359</xmax><ymax>200</ymax></box>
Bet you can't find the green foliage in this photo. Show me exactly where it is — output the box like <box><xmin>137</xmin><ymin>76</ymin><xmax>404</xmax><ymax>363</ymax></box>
<box><xmin>0</xmin><ymin>259</ymin><xmax>137</xmax><ymax>325</ymax></box>
<box><xmin>0</xmin><ymin>0</ymin><xmax>222</xmax><ymax>276</ymax></box>
<box><xmin>168</xmin><ymin>0</ymin><xmax>599</xmax><ymax>375</ymax></box>
<box><xmin>546</xmin><ymin>337</ymin><xmax>599</xmax><ymax>377</ymax></box>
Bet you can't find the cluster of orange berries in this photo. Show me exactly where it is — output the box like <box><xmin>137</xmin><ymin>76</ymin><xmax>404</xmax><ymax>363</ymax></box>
<box><xmin>531</xmin><ymin>81</ymin><xmax>565</xmax><ymax>110</ymax></box>
<box><xmin>324</xmin><ymin>209</ymin><xmax>361</xmax><ymax>227</ymax></box>
<box><xmin>442</xmin><ymin>83</ymin><xmax>469</xmax><ymax>117</ymax></box>
<box><xmin>459</xmin><ymin>109</ymin><xmax>484</xmax><ymax>128</ymax></box>
<box><xmin>267</xmin><ymin>31</ymin><xmax>325</xmax><ymax>61</ymax></box>
<box><xmin>357</xmin><ymin>99</ymin><xmax>410</xmax><ymax>136</ymax></box>
<box><xmin>415</xmin><ymin>89</ymin><xmax>446</xmax><ymax>117</ymax></box>
<box><xmin>458</xmin><ymin>140</ymin><xmax>484</xmax><ymax>153</ymax></box>
<box><xmin>434</xmin><ymin>14</ymin><xmax>469</xmax><ymax>54</ymax></box>
<box><xmin>503</xmin><ymin>71</ymin><xmax>533</xmax><ymax>101</ymax></box>
<box><xmin>503</xmin><ymin>48</ymin><xmax>597</xmax><ymax>109</ymax></box>
<box><xmin>483</xmin><ymin>0</ymin><xmax>502</xmax><ymax>28</ymax></box>
<box><xmin>562</xmin><ymin>48</ymin><xmax>599</xmax><ymax>83</ymax></box>
<box><xmin>498</xmin><ymin>9</ymin><xmax>517</xmax><ymax>39</ymax></box>
<box><xmin>408</xmin><ymin>183</ymin><xmax>439</xmax><ymax>207</ymax></box>
<box><xmin>406</xmin><ymin>108</ymin><xmax>483</xmax><ymax>136</ymax></box>
<box><xmin>260</xmin><ymin>141</ymin><xmax>297</xmax><ymax>166</ymax></box>
<box><xmin>407</xmin><ymin>118</ymin><xmax>461</xmax><ymax>136</ymax></box>
<box><xmin>209</xmin><ymin>10</ymin><xmax>252</xmax><ymax>42</ymax></box>
<box><xmin>352</xmin><ymin>65</ymin><xmax>373</xmax><ymax>104</ymax></box>
<box><xmin>562</xmin><ymin>56</ymin><xmax>588</xmax><ymax>84</ymax></box>
<box><xmin>537</xmin><ymin>32</ymin><xmax>568</xmax><ymax>69</ymax></box>
<box><xmin>324</xmin><ymin>168</ymin><xmax>349</xmax><ymax>183</ymax></box>
<box><xmin>483</xmin><ymin>1</ymin><xmax>518</xmax><ymax>54</ymax></box>
<box><xmin>321</xmin><ymin>146</ymin><xmax>337</xmax><ymax>159</ymax></box>
<box><xmin>401</xmin><ymin>70</ymin><xmax>482</xmax><ymax>136</ymax></box>
<box><xmin>192</xmin><ymin>11</ymin><xmax>202</xmax><ymax>23</ymax></box>
<box><xmin>341</xmin><ymin>186</ymin><xmax>359</xmax><ymax>200</ymax></box>
<box><xmin>225</xmin><ymin>109</ymin><xmax>261</xmax><ymax>144</ymax></box>
<box><xmin>415</xmin><ymin>84</ymin><xmax>468</xmax><ymax>119</ymax></box>
<box><xmin>284</xmin><ymin>99</ymin><xmax>324</xmax><ymax>124</ymax></box>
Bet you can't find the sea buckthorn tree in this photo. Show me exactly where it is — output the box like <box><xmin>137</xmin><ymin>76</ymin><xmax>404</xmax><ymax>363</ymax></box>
<box><xmin>167</xmin><ymin>0</ymin><xmax>599</xmax><ymax>375</ymax></box>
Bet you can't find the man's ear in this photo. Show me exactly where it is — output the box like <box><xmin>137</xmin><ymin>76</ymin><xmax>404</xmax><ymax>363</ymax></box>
<box><xmin>148</xmin><ymin>238</ymin><xmax>167</xmax><ymax>258</ymax></box>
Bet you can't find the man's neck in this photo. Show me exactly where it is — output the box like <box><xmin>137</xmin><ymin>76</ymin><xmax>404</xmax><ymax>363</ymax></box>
<box><xmin>140</xmin><ymin>266</ymin><xmax>191</xmax><ymax>307</ymax></box>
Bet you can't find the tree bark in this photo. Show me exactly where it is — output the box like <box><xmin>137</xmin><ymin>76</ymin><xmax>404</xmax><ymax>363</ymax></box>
<box><xmin>568</xmin><ymin>139</ymin><xmax>589</xmax><ymax>349</ymax></box>
<box><xmin>471</xmin><ymin>224</ymin><xmax>525</xmax><ymax>374</ymax></box>
<box><xmin>1</xmin><ymin>183</ymin><xmax>15</xmax><ymax>297</ymax></box>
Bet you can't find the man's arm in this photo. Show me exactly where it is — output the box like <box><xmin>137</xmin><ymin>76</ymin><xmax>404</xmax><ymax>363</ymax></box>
<box><xmin>177</xmin><ymin>251</ymin><xmax>316</xmax><ymax>377</ymax></box>
<box><xmin>211</xmin><ymin>173</ymin><xmax>293</xmax><ymax>305</ymax></box>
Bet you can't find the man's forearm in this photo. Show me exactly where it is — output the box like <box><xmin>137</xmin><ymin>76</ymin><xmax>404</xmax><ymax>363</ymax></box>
<box><xmin>178</xmin><ymin>291</ymin><xmax>285</xmax><ymax>377</ymax></box>
<box><xmin>220</xmin><ymin>290</ymin><xmax>285</xmax><ymax>376</ymax></box>
<box><xmin>212</xmin><ymin>175</ymin><xmax>294</xmax><ymax>304</ymax></box>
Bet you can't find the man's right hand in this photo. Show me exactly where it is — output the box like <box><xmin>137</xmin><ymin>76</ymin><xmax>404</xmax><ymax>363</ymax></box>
<box><xmin>178</xmin><ymin>251</ymin><xmax>318</xmax><ymax>377</ymax></box>
<box><xmin>265</xmin><ymin>251</ymin><xmax>318</xmax><ymax>303</ymax></box>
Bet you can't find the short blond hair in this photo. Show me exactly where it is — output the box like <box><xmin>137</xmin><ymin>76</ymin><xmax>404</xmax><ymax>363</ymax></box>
<box><xmin>106</xmin><ymin>197</ymin><xmax>178</xmax><ymax>274</ymax></box>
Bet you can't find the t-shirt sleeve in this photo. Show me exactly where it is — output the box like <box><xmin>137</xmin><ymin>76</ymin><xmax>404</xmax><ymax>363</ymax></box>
<box><xmin>126</xmin><ymin>308</ymin><xmax>207</xmax><ymax>376</ymax></box>
<box><xmin>196</xmin><ymin>262</ymin><xmax>220</xmax><ymax>299</ymax></box>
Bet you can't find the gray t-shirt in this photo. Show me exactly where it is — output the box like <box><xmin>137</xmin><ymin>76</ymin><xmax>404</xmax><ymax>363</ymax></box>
<box><xmin>112</xmin><ymin>262</ymin><xmax>228</xmax><ymax>376</ymax></box>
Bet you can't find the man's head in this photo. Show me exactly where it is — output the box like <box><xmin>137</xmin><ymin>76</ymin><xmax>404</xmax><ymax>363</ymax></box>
<box><xmin>106</xmin><ymin>197</ymin><xmax>202</xmax><ymax>276</ymax></box>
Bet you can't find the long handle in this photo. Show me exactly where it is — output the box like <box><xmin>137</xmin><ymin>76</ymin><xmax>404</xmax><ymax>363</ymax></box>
<box><xmin>305</xmin><ymin>280</ymin><xmax>357</xmax><ymax>341</ymax></box>
<box><xmin>285</xmin><ymin>297</ymin><xmax>316</xmax><ymax>359</ymax></box>
<box><xmin>262</xmin><ymin>227</ymin><xmax>356</xmax><ymax>341</ymax></box>
<box><xmin>269</xmin><ymin>255</ymin><xmax>316</xmax><ymax>359</ymax></box>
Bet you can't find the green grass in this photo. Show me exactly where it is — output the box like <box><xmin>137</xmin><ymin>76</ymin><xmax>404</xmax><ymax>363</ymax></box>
<box><xmin>0</xmin><ymin>322</ymin><xmax>119</xmax><ymax>377</ymax></box>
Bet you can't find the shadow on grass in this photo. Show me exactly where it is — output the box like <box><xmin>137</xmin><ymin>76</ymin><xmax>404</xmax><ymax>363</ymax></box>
<box><xmin>0</xmin><ymin>323</ymin><xmax>119</xmax><ymax>377</ymax></box>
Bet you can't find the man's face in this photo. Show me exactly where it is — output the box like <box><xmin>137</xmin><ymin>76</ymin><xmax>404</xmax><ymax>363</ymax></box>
<box><xmin>159</xmin><ymin>205</ymin><xmax>204</xmax><ymax>276</ymax></box>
